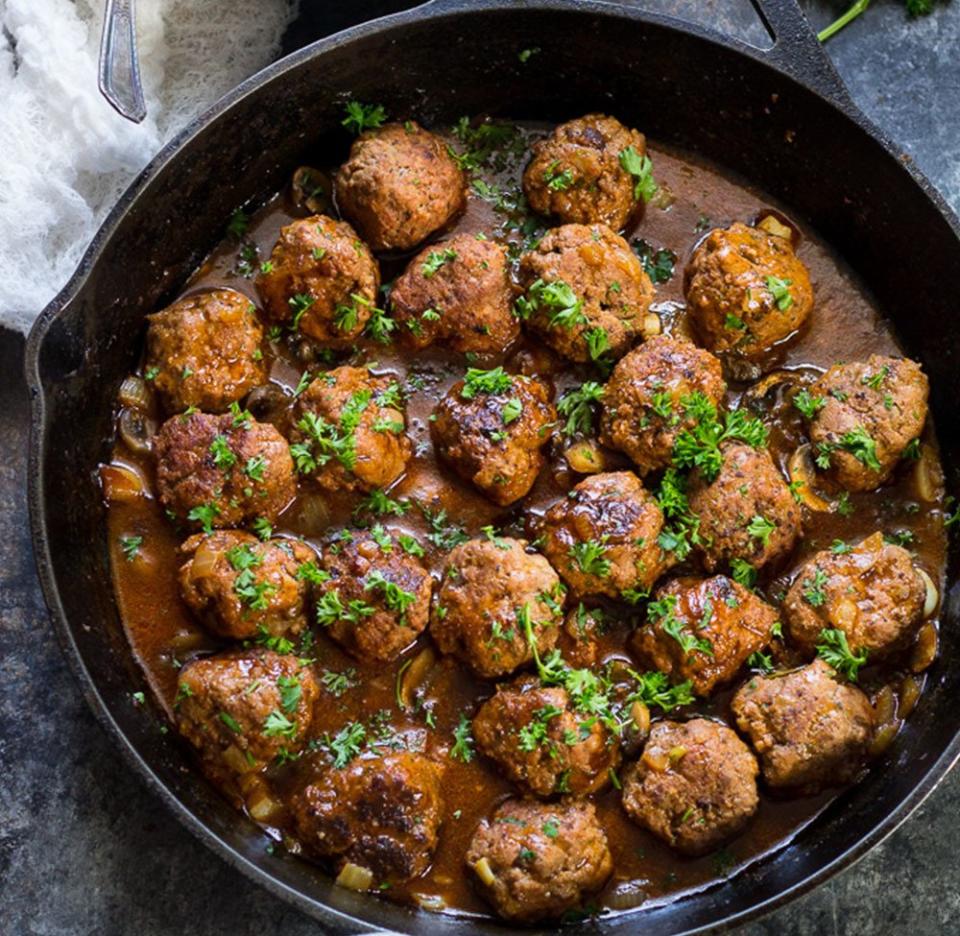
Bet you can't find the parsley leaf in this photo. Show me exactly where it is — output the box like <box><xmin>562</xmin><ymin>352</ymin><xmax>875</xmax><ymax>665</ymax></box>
<box><xmin>556</xmin><ymin>381</ymin><xmax>605</xmax><ymax>437</ymax></box>
<box><xmin>618</xmin><ymin>146</ymin><xmax>658</xmax><ymax>202</ymax></box>
<box><xmin>342</xmin><ymin>100</ymin><xmax>387</xmax><ymax>134</ymax></box>
<box><xmin>816</xmin><ymin>627</ymin><xmax>868</xmax><ymax>681</ymax></box>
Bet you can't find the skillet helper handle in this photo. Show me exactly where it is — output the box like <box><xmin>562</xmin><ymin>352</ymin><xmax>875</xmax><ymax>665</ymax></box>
<box><xmin>98</xmin><ymin>0</ymin><xmax>147</xmax><ymax>123</ymax></box>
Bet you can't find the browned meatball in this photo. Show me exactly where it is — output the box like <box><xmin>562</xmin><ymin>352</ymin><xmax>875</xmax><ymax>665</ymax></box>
<box><xmin>178</xmin><ymin>531</ymin><xmax>317</xmax><ymax>641</ymax></box>
<box><xmin>631</xmin><ymin>575</ymin><xmax>778</xmax><ymax>697</ymax></box>
<box><xmin>255</xmin><ymin>214</ymin><xmax>379</xmax><ymax>345</ymax></box>
<box><xmin>600</xmin><ymin>336</ymin><xmax>727</xmax><ymax>474</ymax></box>
<box><xmin>473</xmin><ymin>677</ymin><xmax>620</xmax><ymax>797</ymax></box>
<box><xmin>431</xmin><ymin>369</ymin><xmax>555</xmax><ymax>506</ymax></box>
<box><xmin>176</xmin><ymin>649</ymin><xmax>318</xmax><ymax>774</ymax></box>
<box><xmin>622</xmin><ymin>718</ymin><xmax>759</xmax><ymax>856</ymax></box>
<box><xmin>686</xmin><ymin>222</ymin><xmax>813</xmax><ymax>361</ymax></box>
<box><xmin>155</xmin><ymin>411</ymin><xmax>296</xmax><ymax>529</ymax></box>
<box><xmin>290</xmin><ymin>366</ymin><xmax>410</xmax><ymax>493</ymax></box>
<box><xmin>145</xmin><ymin>289</ymin><xmax>266</xmax><ymax>414</ymax></box>
<box><xmin>431</xmin><ymin>537</ymin><xmax>564</xmax><ymax>678</ymax></box>
<box><xmin>315</xmin><ymin>528</ymin><xmax>432</xmax><ymax>663</ymax></box>
<box><xmin>562</xmin><ymin>604</ymin><xmax>609</xmax><ymax>668</ymax></box>
<box><xmin>291</xmin><ymin>753</ymin><xmax>443</xmax><ymax>883</ymax></box>
<box><xmin>516</xmin><ymin>223</ymin><xmax>655</xmax><ymax>363</ymax></box>
<box><xmin>784</xmin><ymin>532</ymin><xmax>926</xmax><ymax>660</ymax></box>
<box><xmin>389</xmin><ymin>233</ymin><xmax>519</xmax><ymax>353</ymax></box>
<box><xmin>730</xmin><ymin>659</ymin><xmax>875</xmax><ymax>793</ymax></box>
<box><xmin>540</xmin><ymin>471</ymin><xmax>674</xmax><ymax>601</ymax></box>
<box><xmin>522</xmin><ymin>113</ymin><xmax>647</xmax><ymax>230</ymax></box>
<box><xmin>806</xmin><ymin>355</ymin><xmax>929</xmax><ymax>492</ymax></box>
<box><xmin>335</xmin><ymin>121</ymin><xmax>466</xmax><ymax>251</ymax></box>
<box><xmin>466</xmin><ymin>798</ymin><xmax>612</xmax><ymax>922</ymax></box>
<box><xmin>688</xmin><ymin>441</ymin><xmax>802</xmax><ymax>571</ymax></box>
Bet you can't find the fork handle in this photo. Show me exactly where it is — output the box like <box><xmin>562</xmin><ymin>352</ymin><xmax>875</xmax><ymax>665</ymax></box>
<box><xmin>98</xmin><ymin>0</ymin><xmax>147</xmax><ymax>123</ymax></box>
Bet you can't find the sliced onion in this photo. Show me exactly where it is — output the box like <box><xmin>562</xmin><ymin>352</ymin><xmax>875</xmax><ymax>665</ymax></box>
<box><xmin>291</xmin><ymin>166</ymin><xmax>332</xmax><ymax>214</ymax></box>
<box><xmin>918</xmin><ymin>568</ymin><xmax>939</xmax><ymax>619</ymax></box>
<box><xmin>188</xmin><ymin>538</ymin><xmax>222</xmax><ymax>581</ymax></box>
<box><xmin>248</xmin><ymin>789</ymin><xmax>284</xmax><ymax>823</ymax></box>
<box><xmin>668</xmin><ymin>745</ymin><xmax>687</xmax><ymax>764</ymax></box>
<box><xmin>787</xmin><ymin>445</ymin><xmax>830</xmax><ymax>512</ymax></box>
<box><xmin>900</xmin><ymin>674</ymin><xmax>922</xmax><ymax>718</ymax></box>
<box><xmin>630</xmin><ymin>701</ymin><xmax>650</xmax><ymax>740</ymax></box>
<box><xmin>873</xmin><ymin>685</ymin><xmax>896</xmax><ymax>726</ymax></box>
<box><xmin>119</xmin><ymin>375</ymin><xmax>151</xmax><ymax>409</ymax></box>
<box><xmin>869</xmin><ymin>722</ymin><xmax>899</xmax><ymax>758</ymax></box>
<box><xmin>650</xmin><ymin>182</ymin><xmax>675</xmax><ymax>211</ymax></box>
<box><xmin>910</xmin><ymin>622</ymin><xmax>938</xmax><ymax>673</ymax></box>
<box><xmin>641</xmin><ymin>312</ymin><xmax>661</xmax><ymax>338</ymax></box>
<box><xmin>472</xmin><ymin>857</ymin><xmax>496</xmax><ymax>888</ymax></box>
<box><xmin>336</xmin><ymin>862</ymin><xmax>374</xmax><ymax>892</ymax></box>
<box><xmin>606</xmin><ymin>879</ymin><xmax>650</xmax><ymax>910</ymax></box>
<box><xmin>565</xmin><ymin>442</ymin><xmax>605</xmax><ymax>474</ymax></box>
<box><xmin>222</xmin><ymin>744</ymin><xmax>257</xmax><ymax>775</ymax></box>
<box><xmin>169</xmin><ymin>628</ymin><xmax>206</xmax><ymax>652</ymax></box>
<box><xmin>119</xmin><ymin>407</ymin><xmax>157</xmax><ymax>455</ymax></box>
<box><xmin>757</xmin><ymin>214</ymin><xmax>793</xmax><ymax>240</ymax></box>
<box><xmin>913</xmin><ymin>444</ymin><xmax>941</xmax><ymax>503</ymax></box>
<box><xmin>413</xmin><ymin>894</ymin><xmax>447</xmax><ymax>912</ymax></box>
<box><xmin>100</xmin><ymin>463</ymin><xmax>148</xmax><ymax>502</ymax></box>
<box><xmin>294</xmin><ymin>493</ymin><xmax>331</xmax><ymax>533</ymax></box>
<box><xmin>832</xmin><ymin>598</ymin><xmax>859</xmax><ymax>632</ymax></box>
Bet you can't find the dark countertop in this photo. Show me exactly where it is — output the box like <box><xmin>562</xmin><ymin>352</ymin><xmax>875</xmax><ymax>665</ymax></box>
<box><xmin>3</xmin><ymin>2</ymin><xmax>958</xmax><ymax>933</ymax></box>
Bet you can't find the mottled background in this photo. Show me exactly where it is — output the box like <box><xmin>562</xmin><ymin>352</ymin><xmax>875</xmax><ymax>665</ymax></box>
<box><xmin>2</xmin><ymin>1</ymin><xmax>959</xmax><ymax>933</ymax></box>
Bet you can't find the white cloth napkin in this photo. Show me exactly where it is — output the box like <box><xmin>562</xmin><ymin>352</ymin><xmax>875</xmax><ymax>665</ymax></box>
<box><xmin>0</xmin><ymin>0</ymin><xmax>298</xmax><ymax>332</ymax></box>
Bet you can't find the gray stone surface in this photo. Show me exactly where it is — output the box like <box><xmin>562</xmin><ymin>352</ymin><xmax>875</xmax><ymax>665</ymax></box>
<box><xmin>2</xmin><ymin>1</ymin><xmax>958</xmax><ymax>933</ymax></box>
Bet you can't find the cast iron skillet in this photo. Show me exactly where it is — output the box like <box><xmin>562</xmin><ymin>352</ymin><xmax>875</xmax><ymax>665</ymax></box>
<box><xmin>24</xmin><ymin>1</ymin><xmax>960</xmax><ymax>932</ymax></box>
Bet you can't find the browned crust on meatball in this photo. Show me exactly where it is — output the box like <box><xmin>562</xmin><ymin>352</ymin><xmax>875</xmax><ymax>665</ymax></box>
<box><xmin>466</xmin><ymin>798</ymin><xmax>612</xmax><ymax>922</ymax></box>
<box><xmin>145</xmin><ymin>289</ymin><xmax>266</xmax><ymax>414</ymax></box>
<box><xmin>522</xmin><ymin>113</ymin><xmax>646</xmax><ymax>230</ymax></box>
<box><xmin>473</xmin><ymin>677</ymin><xmax>620</xmax><ymax>797</ymax></box>
<box><xmin>517</xmin><ymin>223</ymin><xmax>655</xmax><ymax>363</ymax></box>
<box><xmin>291</xmin><ymin>752</ymin><xmax>444</xmax><ymax>882</ymax></box>
<box><xmin>622</xmin><ymin>718</ymin><xmax>759</xmax><ymax>855</ymax></box>
<box><xmin>600</xmin><ymin>335</ymin><xmax>727</xmax><ymax>474</ymax></box>
<box><xmin>540</xmin><ymin>471</ymin><xmax>675</xmax><ymax>600</ymax></box>
<box><xmin>730</xmin><ymin>659</ymin><xmax>875</xmax><ymax>793</ymax></box>
<box><xmin>430</xmin><ymin>537</ymin><xmax>564</xmax><ymax>678</ymax></box>
<box><xmin>685</xmin><ymin>222</ymin><xmax>813</xmax><ymax>360</ymax></box>
<box><xmin>807</xmin><ymin>355</ymin><xmax>929</xmax><ymax>492</ymax></box>
<box><xmin>631</xmin><ymin>575</ymin><xmax>778</xmax><ymax>697</ymax></box>
<box><xmin>561</xmin><ymin>604</ymin><xmax>609</xmax><ymax>668</ymax></box>
<box><xmin>431</xmin><ymin>373</ymin><xmax>556</xmax><ymax>506</ymax></box>
<box><xmin>389</xmin><ymin>233</ymin><xmax>519</xmax><ymax>353</ymax></box>
<box><xmin>335</xmin><ymin>121</ymin><xmax>466</xmax><ymax>251</ymax></box>
<box><xmin>155</xmin><ymin>411</ymin><xmax>296</xmax><ymax>528</ymax></box>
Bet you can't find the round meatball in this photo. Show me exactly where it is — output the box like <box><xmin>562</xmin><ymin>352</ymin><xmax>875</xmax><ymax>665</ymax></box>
<box><xmin>290</xmin><ymin>366</ymin><xmax>411</xmax><ymax>493</ymax></box>
<box><xmin>291</xmin><ymin>753</ymin><xmax>443</xmax><ymax>883</ymax></box>
<box><xmin>255</xmin><ymin>214</ymin><xmax>379</xmax><ymax>345</ymax></box>
<box><xmin>685</xmin><ymin>222</ymin><xmax>813</xmax><ymax>360</ymax></box>
<box><xmin>389</xmin><ymin>233</ymin><xmax>519</xmax><ymax>353</ymax></box>
<box><xmin>516</xmin><ymin>223</ymin><xmax>655</xmax><ymax>363</ymax></box>
<box><xmin>431</xmin><ymin>370</ymin><xmax>556</xmax><ymax>506</ymax></box>
<box><xmin>522</xmin><ymin>113</ymin><xmax>646</xmax><ymax>230</ymax></box>
<box><xmin>540</xmin><ymin>471</ymin><xmax>674</xmax><ymax>600</ymax></box>
<box><xmin>622</xmin><ymin>718</ymin><xmax>759</xmax><ymax>856</ymax></box>
<box><xmin>145</xmin><ymin>289</ymin><xmax>266</xmax><ymax>414</ymax></box>
<box><xmin>473</xmin><ymin>677</ymin><xmax>620</xmax><ymax>797</ymax></box>
<box><xmin>316</xmin><ymin>529</ymin><xmax>432</xmax><ymax>663</ymax></box>
<box><xmin>178</xmin><ymin>531</ymin><xmax>317</xmax><ymax>641</ymax></box>
<box><xmin>730</xmin><ymin>659</ymin><xmax>875</xmax><ymax>793</ymax></box>
<box><xmin>688</xmin><ymin>441</ymin><xmax>802</xmax><ymax>571</ymax></box>
<box><xmin>600</xmin><ymin>335</ymin><xmax>727</xmax><ymax>474</ymax></box>
<box><xmin>430</xmin><ymin>537</ymin><xmax>564</xmax><ymax>678</ymax></box>
<box><xmin>176</xmin><ymin>649</ymin><xmax>318</xmax><ymax>774</ymax></box>
<box><xmin>466</xmin><ymin>798</ymin><xmax>612</xmax><ymax>922</ymax></box>
<box><xmin>784</xmin><ymin>532</ymin><xmax>926</xmax><ymax>659</ymax></box>
<box><xmin>155</xmin><ymin>411</ymin><xmax>296</xmax><ymax>529</ymax></box>
<box><xmin>631</xmin><ymin>575</ymin><xmax>778</xmax><ymax>697</ymax></box>
<box><xmin>335</xmin><ymin>121</ymin><xmax>466</xmax><ymax>252</ymax></box>
<box><xmin>806</xmin><ymin>355</ymin><xmax>929</xmax><ymax>492</ymax></box>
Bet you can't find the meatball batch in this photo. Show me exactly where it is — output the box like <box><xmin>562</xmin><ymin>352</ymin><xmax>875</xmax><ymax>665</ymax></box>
<box><xmin>540</xmin><ymin>471</ymin><xmax>674</xmax><ymax>601</ymax></box>
<box><xmin>600</xmin><ymin>335</ymin><xmax>727</xmax><ymax>474</ymax></box>
<box><xmin>430</xmin><ymin>536</ymin><xmax>563</xmax><ymax>678</ymax></box>
<box><xmin>176</xmin><ymin>649</ymin><xmax>318</xmax><ymax>775</ymax></box>
<box><xmin>631</xmin><ymin>575</ymin><xmax>778</xmax><ymax>696</ymax></box>
<box><xmin>804</xmin><ymin>354</ymin><xmax>929</xmax><ymax>492</ymax></box>
<box><xmin>178</xmin><ymin>531</ymin><xmax>317</xmax><ymax>641</ymax></box>
<box><xmin>686</xmin><ymin>222</ymin><xmax>813</xmax><ymax>362</ymax></box>
<box><xmin>784</xmin><ymin>531</ymin><xmax>926</xmax><ymax>659</ymax></box>
<box><xmin>466</xmin><ymin>798</ymin><xmax>613</xmax><ymax>922</ymax></box>
<box><xmin>731</xmin><ymin>659</ymin><xmax>875</xmax><ymax>793</ymax></box>
<box><xmin>516</xmin><ymin>223</ymin><xmax>655</xmax><ymax>363</ymax></box>
<box><xmin>291</xmin><ymin>753</ymin><xmax>443</xmax><ymax>884</ymax></box>
<box><xmin>472</xmin><ymin>677</ymin><xmax>620</xmax><ymax>796</ymax></box>
<box><xmin>256</xmin><ymin>215</ymin><xmax>380</xmax><ymax>345</ymax></box>
<box><xmin>315</xmin><ymin>528</ymin><xmax>432</xmax><ymax>663</ymax></box>
<box><xmin>145</xmin><ymin>289</ymin><xmax>266</xmax><ymax>414</ymax></box>
<box><xmin>389</xmin><ymin>233</ymin><xmax>519</xmax><ymax>353</ymax></box>
<box><xmin>431</xmin><ymin>368</ymin><xmax>556</xmax><ymax>506</ymax></box>
<box><xmin>522</xmin><ymin>113</ymin><xmax>648</xmax><ymax>230</ymax></box>
<box><xmin>290</xmin><ymin>366</ymin><xmax>411</xmax><ymax>493</ymax></box>
<box><xmin>622</xmin><ymin>718</ymin><xmax>759</xmax><ymax>856</ymax></box>
<box><xmin>155</xmin><ymin>410</ymin><xmax>296</xmax><ymax>529</ymax></box>
<box><xmin>335</xmin><ymin>121</ymin><xmax>466</xmax><ymax>251</ymax></box>
<box><xmin>687</xmin><ymin>441</ymin><xmax>802</xmax><ymax>572</ymax></box>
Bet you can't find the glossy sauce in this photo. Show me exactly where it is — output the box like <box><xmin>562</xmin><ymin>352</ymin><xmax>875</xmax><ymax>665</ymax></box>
<box><xmin>104</xmin><ymin>121</ymin><xmax>948</xmax><ymax>919</ymax></box>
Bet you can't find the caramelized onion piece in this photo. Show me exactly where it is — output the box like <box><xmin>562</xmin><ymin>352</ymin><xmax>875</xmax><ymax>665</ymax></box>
<box><xmin>900</xmin><ymin>675</ymin><xmax>922</xmax><ymax>718</ymax></box>
<box><xmin>917</xmin><ymin>568</ymin><xmax>939</xmax><ymax>619</ymax></box>
<box><xmin>188</xmin><ymin>538</ymin><xmax>221</xmax><ymax>581</ymax></box>
<box><xmin>641</xmin><ymin>312</ymin><xmax>662</xmax><ymax>338</ymax></box>
<box><xmin>607</xmin><ymin>879</ymin><xmax>650</xmax><ymax>910</ymax></box>
<box><xmin>291</xmin><ymin>166</ymin><xmax>332</xmax><ymax>214</ymax></box>
<box><xmin>873</xmin><ymin>685</ymin><xmax>896</xmax><ymax>726</ymax></box>
<box><xmin>565</xmin><ymin>441</ymin><xmax>605</xmax><ymax>474</ymax></box>
<box><xmin>630</xmin><ymin>700</ymin><xmax>651</xmax><ymax>741</ymax></box>
<box><xmin>336</xmin><ymin>863</ymin><xmax>374</xmax><ymax>892</ymax></box>
<box><xmin>869</xmin><ymin>722</ymin><xmax>899</xmax><ymax>758</ymax></box>
<box><xmin>119</xmin><ymin>407</ymin><xmax>156</xmax><ymax>455</ymax></box>
<box><xmin>787</xmin><ymin>445</ymin><xmax>830</xmax><ymax>512</ymax></box>
<box><xmin>119</xmin><ymin>375</ymin><xmax>150</xmax><ymax>409</ymax></box>
<box><xmin>472</xmin><ymin>857</ymin><xmax>496</xmax><ymax>888</ymax></box>
<box><xmin>222</xmin><ymin>744</ymin><xmax>257</xmax><ymax>775</ymax></box>
<box><xmin>910</xmin><ymin>622</ymin><xmax>938</xmax><ymax>673</ymax></box>
<box><xmin>413</xmin><ymin>894</ymin><xmax>447</xmax><ymax>912</ymax></box>
<box><xmin>757</xmin><ymin>214</ymin><xmax>794</xmax><ymax>240</ymax></box>
<box><xmin>100</xmin><ymin>463</ymin><xmax>148</xmax><ymax>502</ymax></box>
<box><xmin>913</xmin><ymin>444</ymin><xmax>941</xmax><ymax>503</ymax></box>
<box><xmin>248</xmin><ymin>790</ymin><xmax>284</xmax><ymax>824</ymax></box>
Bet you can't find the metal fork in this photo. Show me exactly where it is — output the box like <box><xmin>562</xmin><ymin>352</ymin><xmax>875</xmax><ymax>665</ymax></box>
<box><xmin>98</xmin><ymin>0</ymin><xmax>146</xmax><ymax>123</ymax></box>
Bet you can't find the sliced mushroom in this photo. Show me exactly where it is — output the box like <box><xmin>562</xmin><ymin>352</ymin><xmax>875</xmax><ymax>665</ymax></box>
<box><xmin>787</xmin><ymin>444</ymin><xmax>831</xmax><ymax>511</ymax></box>
<box><xmin>291</xmin><ymin>166</ymin><xmax>333</xmax><ymax>214</ymax></box>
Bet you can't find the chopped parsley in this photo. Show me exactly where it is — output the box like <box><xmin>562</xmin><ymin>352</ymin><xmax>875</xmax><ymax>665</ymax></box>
<box><xmin>816</xmin><ymin>628</ymin><xmax>868</xmax><ymax>681</ymax></box>
<box><xmin>630</xmin><ymin>239</ymin><xmax>676</xmax><ymax>283</ymax></box>
<box><xmin>672</xmin><ymin>393</ymin><xmax>768</xmax><ymax>481</ymax></box>
<box><xmin>556</xmin><ymin>381</ymin><xmax>604</xmax><ymax>437</ymax></box>
<box><xmin>421</xmin><ymin>248</ymin><xmax>458</xmax><ymax>278</ymax></box>
<box><xmin>793</xmin><ymin>388</ymin><xmax>826</xmax><ymax>420</ymax></box>
<box><xmin>648</xmin><ymin>595</ymin><xmax>713</xmax><ymax>658</ymax></box>
<box><xmin>569</xmin><ymin>539</ymin><xmax>611</xmax><ymax>578</ymax></box>
<box><xmin>120</xmin><ymin>534</ymin><xmax>143</xmax><ymax>562</ymax></box>
<box><xmin>342</xmin><ymin>100</ymin><xmax>387</xmax><ymax>134</ymax></box>
<box><xmin>544</xmin><ymin>161</ymin><xmax>574</xmax><ymax>191</ymax></box>
<box><xmin>801</xmin><ymin>567</ymin><xmax>829</xmax><ymax>607</ymax></box>
<box><xmin>460</xmin><ymin>366</ymin><xmax>514</xmax><ymax>400</ymax></box>
<box><xmin>618</xmin><ymin>146</ymin><xmax>658</xmax><ymax>202</ymax></box>
<box><xmin>325</xmin><ymin>721</ymin><xmax>367</xmax><ymax>767</ymax></box>
<box><xmin>355</xmin><ymin>488</ymin><xmax>409</xmax><ymax>517</ymax></box>
<box><xmin>746</xmin><ymin>514</ymin><xmax>776</xmax><ymax>548</ymax></box>
<box><xmin>209</xmin><ymin>434</ymin><xmax>237</xmax><ymax>470</ymax></box>
<box><xmin>765</xmin><ymin>275</ymin><xmax>794</xmax><ymax>311</ymax></box>
<box><xmin>450</xmin><ymin>712</ymin><xmax>476</xmax><ymax>763</ymax></box>
<box><xmin>187</xmin><ymin>502</ymin><xmax>221</xmax><ymax>533</ymax></box>
<box><xmin>514</xmin><ymin>278</ymin><xmax>585</xmax><ymax>329</ymax></box>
